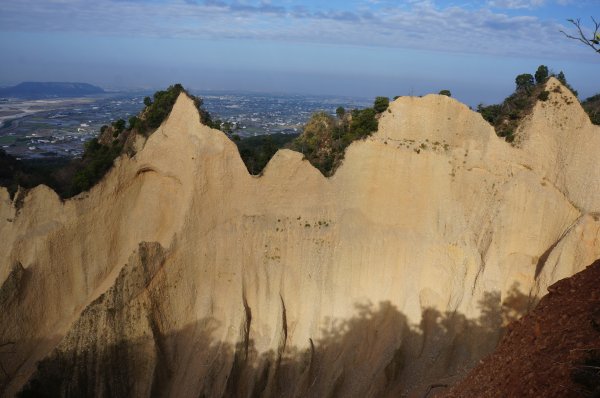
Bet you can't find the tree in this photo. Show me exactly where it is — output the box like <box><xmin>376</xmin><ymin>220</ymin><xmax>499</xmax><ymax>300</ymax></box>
<box><xmin>143</xmin><ymin>96</ymin><xmax>152</xmax><ymax>107</ymax></box>
<box><xmin>336</xmin><ymin>106</ymin><xmax>345</xmax><ymax>119</ymax></box>
<box><xmin>373</xmin><ymin>96</ymin><xmax>390</xmax><ymax>113</ymax></box>
<box><xmin>128</xmin><ymin>116</ymin><xmax>139</xmax><ymax>130</ymax></box>
<box><xmin>560</xmin><ymin>17</ymin><xmax>600</xmax><ymax>54</ymax></box>
<box><xmin>477</xmin><ymin>104</ymin><xmax>502</xmax><ymax>124</ymax></box>
<box><xmin>556</xmin><ymin>71</ymin><xmax>579</xmax><ymax>97</ymax></box>
<box><xmin>350</xmin><ymin>108</ymin><xmax>378</xmax><ymax>138</ymax></box>
<box><xmin>515</xmin><ymin>74</ymin><xmax>534</xmax><ymax>92</ymax></box>
<box><xmin>534</xmin><ymin>65</ymin><xmax>549</xmax><ymax>84</ymax></box>
<box><xmin>438</xmin><ymin>90</ymin><xmax>451</xmax><ymax>97</ymax></box>
<box><xmin>112</xmin><ymin>119</ymin><xmax>126</xmax><ymax>132</ymax></box>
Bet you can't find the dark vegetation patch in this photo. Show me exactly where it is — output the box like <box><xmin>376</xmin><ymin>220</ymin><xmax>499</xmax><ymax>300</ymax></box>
<box><xmin>232</xmin><ymin>133</ymin><xmax>299</xmax><ymax>175</ymax></box>
<box><xmin>0</xmin><ymin>150</ymin><xmax>70</xmax><ymax>199</ymax></box>
<box><xmin>582</xmin><ymin>93</ymin><xmax>600</xmax><ymax>126</ymax></box>
<box><xmin>287</xmin><ymin>96</ymin><xmax>389</xmax><ymax>176</ymax></box>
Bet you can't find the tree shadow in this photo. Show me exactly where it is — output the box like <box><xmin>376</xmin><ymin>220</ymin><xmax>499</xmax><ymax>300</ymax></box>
<box><xmin>12</xmin><ymin>286</ymin><xmax>531</xmax><ymax>398</ymax></box>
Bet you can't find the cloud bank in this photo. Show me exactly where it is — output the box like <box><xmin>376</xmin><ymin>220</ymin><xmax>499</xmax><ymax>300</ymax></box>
<box><xmin>0</xmin><ymin>0</ymin><xmax>594</xmax><ymax>59</ymax></box>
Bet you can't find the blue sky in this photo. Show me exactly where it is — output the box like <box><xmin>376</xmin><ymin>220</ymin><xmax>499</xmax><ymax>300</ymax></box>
<box><xmin>0</xmin><ymin>0</ymin><xmax>598</xmax><ymax>105</ymax></box>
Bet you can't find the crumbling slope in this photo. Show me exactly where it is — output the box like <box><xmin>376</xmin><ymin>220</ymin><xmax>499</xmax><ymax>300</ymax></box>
<box><xmin>443</xmin><ymin>259</ymin><xmax>600</xmax><ymax>398</ymax></box>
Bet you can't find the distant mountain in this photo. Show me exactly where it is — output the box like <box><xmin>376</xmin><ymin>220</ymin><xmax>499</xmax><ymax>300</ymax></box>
<box><xmin>0</xmin><ymin>82</ymin><xmax>104</xmax><ymax>99</ymax></box>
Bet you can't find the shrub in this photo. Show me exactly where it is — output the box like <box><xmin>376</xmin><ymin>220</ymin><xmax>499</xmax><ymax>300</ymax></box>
<box><xmin>289</xmin><ymin>99</ymin><xmax>380</xmax><ymax>175</ymax></box>
<box><xmin>439</xmin><ymin>90</ymin><xmax>451</xmax><ymax>97</ymax></box>
<box><xmin>112</xmin><ymin>119</ymin><xmax>126</xmax><ymax>133</ymax></box>
<box><xmin>477</xmin><ymin>104</ymin><xmax>502</xmax><ymax>124</ymax></box>
<box><xmin>350</xmin><ymin>108</ymin><xmax>378</xmax><ymax>138</ymax></box>
<box><xmin>71</xmin><ymin>139</ymin><xmax>122</xmax><ymax>195</ymax></box>
<box><xmin>373</xmin><ymin>97</ymin><xmax>390</xmax><ymax>113</ymax></box>
<box><xmin>143</xmin><ymin>84</ymin><xmax>186</xmax><ymax>131</ymax></box>
<box><xmin>128</xmin><ymin>116</ymin><xmax>139</xmax><ymax>130</ymax></box>
<box><xmin>538</xmin><ymin>91</ymin><xmax>550</xmax><ymax>101</ymax></box>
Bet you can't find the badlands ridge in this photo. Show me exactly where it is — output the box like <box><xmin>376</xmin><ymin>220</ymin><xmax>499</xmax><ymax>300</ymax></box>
<box><xmin>1</xmin><ymin>78</ymin><xmax>599</xmax><ymax>397</ymax></box>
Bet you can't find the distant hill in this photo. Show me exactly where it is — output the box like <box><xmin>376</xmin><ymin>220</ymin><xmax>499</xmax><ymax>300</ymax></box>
<box><xmin>582</xmin><ymin>93</ymin><xmax>600</xmax><ymax>125</ymax></box>
<box><xmin>0</xmin><ymin>82</ymin><xmax>104</xmax><ymax>99</ymax></box>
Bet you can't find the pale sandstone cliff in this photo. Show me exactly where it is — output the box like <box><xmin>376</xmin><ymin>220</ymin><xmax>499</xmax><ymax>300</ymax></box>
<box><xmin>0</xmin><ymin>78</ymin><xmax>598</xmax><ymax>397</ymax></box>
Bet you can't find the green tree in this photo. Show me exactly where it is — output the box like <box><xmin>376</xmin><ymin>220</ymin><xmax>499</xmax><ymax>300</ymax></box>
<box><xmin>535</xmin><ymin>65</ymin><xmax>549</xmax><ymax>84</ymax></box>
<box><xmin>350</xmin><ymin>108</ymin><xmax>378</xmax><ymax>139</ymax></box>
<box><xmin>438</xmin><ymin>90</ymin><xmax>451</xmax><ymax>97</ymax></box>
<box><xmin>556</xmin><ymin>71</ymin><xmax>579</xmax><ymax>96</ymax></box>
<box><xmin>112</xmin><ymin>119</ymin><xmax>126</xmax><ymax>133</ymax></box>
<box><xmin>477</xmin><ymin>104</ymin><xmax>502</xmax><ymax>124</ymax></box>
<box><xmin>143</xmin><ymin>96</ymin><xmax>152</xmax><ymax>107</ymax></box>
<box><xmin>128</xmin><ymin>116</ymin><xmax>139</xmax><ymax>130</ymax></box>
<box><xmin>373</xmin><ymin>97</ymin><xmax>390</xmax><ymax>113</ymax></box>
<box><xmin>336</xmin><ymin>106</ymin><xmax>346</xmax><ymax>119</ymax></box>
<box><xmin>515</xmin><ymin>74</ymin><xmax>534</xmax><ymax>92</ymax></box>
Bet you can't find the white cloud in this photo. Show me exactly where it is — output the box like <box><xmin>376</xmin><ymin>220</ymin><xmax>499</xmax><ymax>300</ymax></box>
<box><xmin>488</xmin><ymin>0</ymin><xmax>546</xmax><ymax>9</ymax></box>
<box><xmin>0</xmin><ymin>0</ymin><xmax>592</xmax><ymax>59</ymax></box>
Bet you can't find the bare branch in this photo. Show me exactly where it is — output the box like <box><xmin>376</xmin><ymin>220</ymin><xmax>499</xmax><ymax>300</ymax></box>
<box><xmin>560</xmin><ymin>17</ymin><xmax>600</xmax><ymax>54</ymax></box>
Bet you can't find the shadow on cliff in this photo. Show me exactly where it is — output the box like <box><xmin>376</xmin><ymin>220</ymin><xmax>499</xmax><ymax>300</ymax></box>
<box><xmin>11</xmin><ymin>287</ymin><xmax>531</xmax><ymax>398</ymax></box>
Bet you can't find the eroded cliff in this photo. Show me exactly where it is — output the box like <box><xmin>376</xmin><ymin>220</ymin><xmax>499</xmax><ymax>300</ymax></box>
<box><xmin>1</xmin><ymin>78</ymin><xmax>599</xmax><ymax>397</ymax></box>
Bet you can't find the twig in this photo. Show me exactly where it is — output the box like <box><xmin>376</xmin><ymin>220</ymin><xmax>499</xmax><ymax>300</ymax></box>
<box><xmin>422</xmin><ymin>383</ymin><xmax>448</xmax><ymax>398</ymax></box>
<box><xmin>560</xmin><ymin>17</ymin><xmax>600</xmax><ymax>54</ymax></box>
<box><xmin>570</xmin><ymin>347</ymin><xmax>600</xmax><ymax>352</ymax></box>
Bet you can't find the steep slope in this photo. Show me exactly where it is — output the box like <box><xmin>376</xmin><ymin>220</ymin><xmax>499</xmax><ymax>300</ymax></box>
<box><xmin>443</xmin><ymin>260</ymin><xmax>600</xmax><ymax>398</ymax></box>
<box><xmin>1</xmin><ymin>78</ymin><xmax>599</xmax><ymax>397</ymax></box>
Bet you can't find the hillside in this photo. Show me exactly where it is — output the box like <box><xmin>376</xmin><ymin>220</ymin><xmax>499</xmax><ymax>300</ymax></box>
<box><xmin>1</xmin><ymin>77</ymin><xmax>600</xmax><ymax>397</ymax></box>
<box><xmin>0</xmin><ymin>82</ymin><xmax>104</xmax><ymax>99</ymax></box>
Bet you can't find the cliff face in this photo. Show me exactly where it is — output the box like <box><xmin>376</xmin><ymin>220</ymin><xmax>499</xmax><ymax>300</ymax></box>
<box><xmin>1</xmin><ymin>78</ymin><xmax>599</xmax><ymax>397</ymax></box>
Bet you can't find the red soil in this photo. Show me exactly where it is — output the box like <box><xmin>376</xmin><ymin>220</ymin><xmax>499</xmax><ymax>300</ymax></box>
<box><xmin>443</xmin><ymin>260</ymin><xmax>600</xmax><ymax>398</ymax></box>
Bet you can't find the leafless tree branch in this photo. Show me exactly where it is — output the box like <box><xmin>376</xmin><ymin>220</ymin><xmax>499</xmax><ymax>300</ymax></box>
<box><xmin>560</xmin><ymin>17</ymin><xmax>600</xmax><ymax>54</ymax></box>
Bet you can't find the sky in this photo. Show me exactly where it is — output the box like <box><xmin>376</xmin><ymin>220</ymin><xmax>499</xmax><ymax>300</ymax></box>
<box><xmin>0</xmin><ymin>0</ymin><xmax>599</xmax><ymax>105</ymax></box>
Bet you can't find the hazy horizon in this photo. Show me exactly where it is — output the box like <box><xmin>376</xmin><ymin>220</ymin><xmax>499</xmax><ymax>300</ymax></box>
<box><xmin>1</xmin><ymin>0</ymin><xmax>599</xmax><ymax>106</ymax></box>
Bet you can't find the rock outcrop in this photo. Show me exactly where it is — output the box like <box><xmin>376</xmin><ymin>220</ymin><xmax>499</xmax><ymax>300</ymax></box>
<box><xmin>1</xmin><ymin>78</ymin><xmax>599</xmax><ymax>397</ymax></box>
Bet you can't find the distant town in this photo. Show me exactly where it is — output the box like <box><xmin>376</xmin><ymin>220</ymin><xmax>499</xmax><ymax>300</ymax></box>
<box><xmin>0</xmin><ymin>85</ymin><xmax>370</xmax><ymax>159</ymax></box>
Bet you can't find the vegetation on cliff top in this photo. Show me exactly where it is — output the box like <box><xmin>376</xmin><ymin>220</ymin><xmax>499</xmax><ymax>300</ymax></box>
<box><xmin>232</xmin><ymin>133</ymin><xmax>298</xmax><ymax>175</ymax></box>
<box><xmin>286</xmin><ymin>97</ymin><xmax>387</xmax><ymax>176</ymax></box>
<box><xmin>1</xmin><ymin>84</ymin><xmax>214</xmax><ymax>200</ymax></box>
<box><xmin>2</xmin><ymin>75</ymin><xmax>599</xmax><ymax>201</ymax></box>
<box><xmin>476</xmin><ymin>65</ymin><xmax>582</xmax><ymax>143</ymax></box>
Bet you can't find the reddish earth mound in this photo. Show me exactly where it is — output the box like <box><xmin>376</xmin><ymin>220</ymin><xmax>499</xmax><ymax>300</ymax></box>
<box><xmin>443</xmin><ymin>260</ymin><xmax>600</xmax><ymax>398</ymax></box>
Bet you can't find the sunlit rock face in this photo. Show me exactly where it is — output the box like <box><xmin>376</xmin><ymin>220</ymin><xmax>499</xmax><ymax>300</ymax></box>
<box><xmin>1</xmin><ymin>78</ymin><xmax>599</xmax><ymax>397</ymax></box>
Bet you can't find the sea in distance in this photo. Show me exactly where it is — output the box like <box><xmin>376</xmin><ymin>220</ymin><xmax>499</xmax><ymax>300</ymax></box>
<box><xmin>0</xmin><ymin>91</ymin><xmax>371</xmax><ymax>160</ymax></box>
